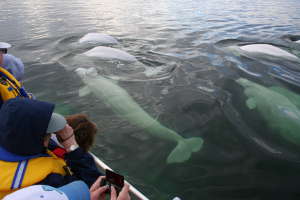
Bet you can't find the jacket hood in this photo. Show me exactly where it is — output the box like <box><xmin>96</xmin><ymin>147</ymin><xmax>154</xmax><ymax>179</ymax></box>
<box><xmin>0</xmin><ymin>98</ymin><xmax>54</xmax><ymax>157</ymax></box>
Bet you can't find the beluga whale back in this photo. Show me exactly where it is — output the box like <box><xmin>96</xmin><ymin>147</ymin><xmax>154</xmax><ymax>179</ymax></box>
<box><xmin>239</xmin><ymin>44</ymin><xmax>299</xmax><ymax>61</ymax></box>
<box><xmin>75</xmin><ymin>67</ymin><xmax>203</xmax><ymax>164</ymax></box>
<box><xmin>79</xmin><ymin>33</ymin><xmax>118</xmax><ymax>45</ymax></box>
<box><xmin>83</xmin><ymin>46</ymin><xmax>137</xmax><ymax>62</ymax></box>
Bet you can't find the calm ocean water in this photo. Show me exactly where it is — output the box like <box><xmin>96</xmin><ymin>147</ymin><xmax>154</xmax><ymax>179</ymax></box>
<box><xmin>1</xmin><ymin>0</ymin><xmax>300</xmax><ymax>199</ymax></box>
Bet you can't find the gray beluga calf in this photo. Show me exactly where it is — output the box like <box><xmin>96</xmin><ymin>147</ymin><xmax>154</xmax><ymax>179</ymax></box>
<box><xmin>236</xmin><ymin>78</ymin><xmax>300</xmax><ymax>145</ymax></box>
<box><xmin>239</xmin><ymin>44</ymin><xmax>299</xmax><ymax>61</ymax></box>
<box><xmin>79</xmin><ymin>33</ymin><xmax>119</xmax><ymax>45</ymax></box>
<box><xmin>75</xmin><ymin>67</ymin><xmax>203</xmax><ymax>164</ymax></box>
<box><xmin>83</xmin><ymin>46</ymin><xmax>137</xmax><ymax>62</ymax></box>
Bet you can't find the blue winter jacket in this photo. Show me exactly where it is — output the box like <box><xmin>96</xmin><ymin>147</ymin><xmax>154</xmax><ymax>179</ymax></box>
<box><xmin>0</xmin><ymin>98</ymin><xmax>102</xmax><ymax>187</ymax></box>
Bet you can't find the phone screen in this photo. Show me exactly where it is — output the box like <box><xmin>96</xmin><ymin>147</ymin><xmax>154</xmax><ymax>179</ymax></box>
<box><xmin>105</xmin><ymin>169</ymin><xmax>124</xmax><ymax>189</ymax></box>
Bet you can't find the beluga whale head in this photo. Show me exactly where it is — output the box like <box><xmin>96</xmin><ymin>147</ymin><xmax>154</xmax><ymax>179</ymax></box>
<box><xmin>236</xmin><ymin>78</ymin><xmax>253</xmax><ymax>88</ymax></box>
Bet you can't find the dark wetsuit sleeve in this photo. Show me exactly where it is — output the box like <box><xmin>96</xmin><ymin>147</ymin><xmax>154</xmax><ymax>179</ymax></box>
<box><xmin>37</xmin><ymin>147</ymin><xmax>103</xmax><ymax>187</ymax></box>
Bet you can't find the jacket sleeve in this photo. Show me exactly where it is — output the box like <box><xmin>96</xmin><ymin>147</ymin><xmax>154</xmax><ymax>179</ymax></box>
<box><xmin>36</xmin><ymin>173</ymin><xmax>78</xmax><ymax>188</ymax></box>
<box><xmin>65</xmin><ymin>147</ymin><xmax>104</xmax><ymax>187</ymax></box>
<box><xmin>37</xmin><ymin>147</ymin><xmax>103</xmax><ymax>187</ymax></box>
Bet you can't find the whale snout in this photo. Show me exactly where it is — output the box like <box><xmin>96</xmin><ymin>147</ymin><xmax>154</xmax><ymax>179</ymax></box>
<box><xmin>75</xmin><ymin>67</ymin><xmax>86</xmax><ymax>72</ymax></box>
<box><xmin>75</xmin><ymin>68</ymin><xmax>87</xmax><ymax>77</ymax></box>
<box><xmin>75</xmin><ymin>67</ymin><xmax>98</xmax><ymax>77</ymax></box>
<box><xmin>236</xmin><ymin>78</ymin><xmax>254</xmax><ymax>88</ymax></box>
<box><xmin>86</xmin><ymin>67</ymin><xmax>98</xmax><ymax>76</ymax></box>
<box><xmin>236</xmin><ymin>78</ymin><xmax>248</xmax><ymax>85</ymax></box>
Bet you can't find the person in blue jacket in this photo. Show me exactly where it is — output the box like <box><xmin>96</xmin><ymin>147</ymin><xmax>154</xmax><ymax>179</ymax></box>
<box><xmin>3</xmin><ymin>177</ymin><xmax>132</xmax><ymax>200</ymax></box>
<box><xmin>0</xmin><ymin>42</ymin><xmax>24</xmax><ymax>81</ymax></box>
<box><xmin>0</xmin><ymin>98</ymin><xmax>103</xmax><ymax>198</ymax></box>
<box><xmin>0</xmin><ymin>42</ymin><xmax>34</xmax><ymax>107</ymax></box>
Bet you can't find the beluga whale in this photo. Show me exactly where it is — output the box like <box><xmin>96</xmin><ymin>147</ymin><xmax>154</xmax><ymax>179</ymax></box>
<box><xmin>239</xmin><ymin>44</ymin><xmax>299</xmax><ymax>62</ymax></box>
<box><xmin>75</xmin><ymin>67</ymin><xmax>203</xmax><ymax>164</ymax></box>
<box><xmin>79</xmin><ymin>33</ymin><xmax>118</xmax><ymax>45</ymax></box>
<box><xmin>236</xmin><ymin>78</ymin><xmax>300</xmax><ymax>146</ymax></box>
<box><xmin>83</xmin><ymin>46</ymin><xmax>137</xmax><ymax>62</ymax></box>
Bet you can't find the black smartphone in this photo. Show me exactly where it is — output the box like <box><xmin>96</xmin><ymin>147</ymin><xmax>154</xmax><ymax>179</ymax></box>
<box><xmin>99</xmin><ymin>169</ymin><xmax>125</xmax><ymax>194</ymax></box>
<box><xmin>105</xmin><ymin>169</ymin><xmax>124</xmax><ymax>193</ymax></box>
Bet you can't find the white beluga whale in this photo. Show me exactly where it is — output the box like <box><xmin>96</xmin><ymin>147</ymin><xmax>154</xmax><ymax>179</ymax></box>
<box><xmin>75</xmin><ymin>67</ymin><xmax>203</xmax><ymax>164</ymax></box>
<box><xmin>83</xmin><ymin>46</ymin><xmax>137</xmax><ymax>62</ymax></box>
<box><xmin>79</xmin><ymin>33</ymin><xmax>118</xmax><ymax>45</ymax></box>
<box><xmin>239</xmin><ymin>44</ymin><xmax>299</xmax><ymax>61</ymax></box>
<box><xmin>236</xmin><ymin>78</ymin><xmax>300</xmax><ymax>146</ymax></box>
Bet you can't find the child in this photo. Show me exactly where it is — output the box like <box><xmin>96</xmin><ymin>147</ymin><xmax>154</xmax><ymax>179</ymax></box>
<box><xmin>50</xmin><ymin>114</ymin><xmax>98</xmax><ymax>158</ymax></box>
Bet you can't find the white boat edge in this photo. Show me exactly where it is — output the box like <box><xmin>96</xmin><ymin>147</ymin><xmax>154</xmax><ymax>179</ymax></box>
<box><xmin>90</xmin><ymin>152</ymin><xmax>150</xmax><ymax>200</ymax></box>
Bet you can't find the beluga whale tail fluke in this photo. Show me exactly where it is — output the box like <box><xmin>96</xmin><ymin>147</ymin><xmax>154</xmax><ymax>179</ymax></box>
<box><xmin>75</xmin><ymin>67</ymin><xmax>204</xmax><ymax>164</ymax></box>
<box><xmin>167</xmin><ymin>137</ymin><xmax>203</xmax><ymax>163</ymax></box>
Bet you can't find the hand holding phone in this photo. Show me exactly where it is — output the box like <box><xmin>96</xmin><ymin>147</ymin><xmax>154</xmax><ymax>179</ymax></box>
<box><xmin>100</xmin><ymin>169</ymin><xmax>125</xmax><ymax>195</ymax></box>
<box><xmin>93</xmin><ymin>173</ymin><xmax>130</xmax><ymax>200</ymax></box>
<box><xmin>106</xmin><ymin>169</ymin><xmax>124</xmax><ymax>193</ymax></box>
<box><xmin>90</xmin><ymin>176</ymin><xmax>110</xmax><ymax>200</ymax></box>
<box><xmin>111</xmin><ymin>184</ymin><xmax>131</xmax><ymax>200</ymax></box>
